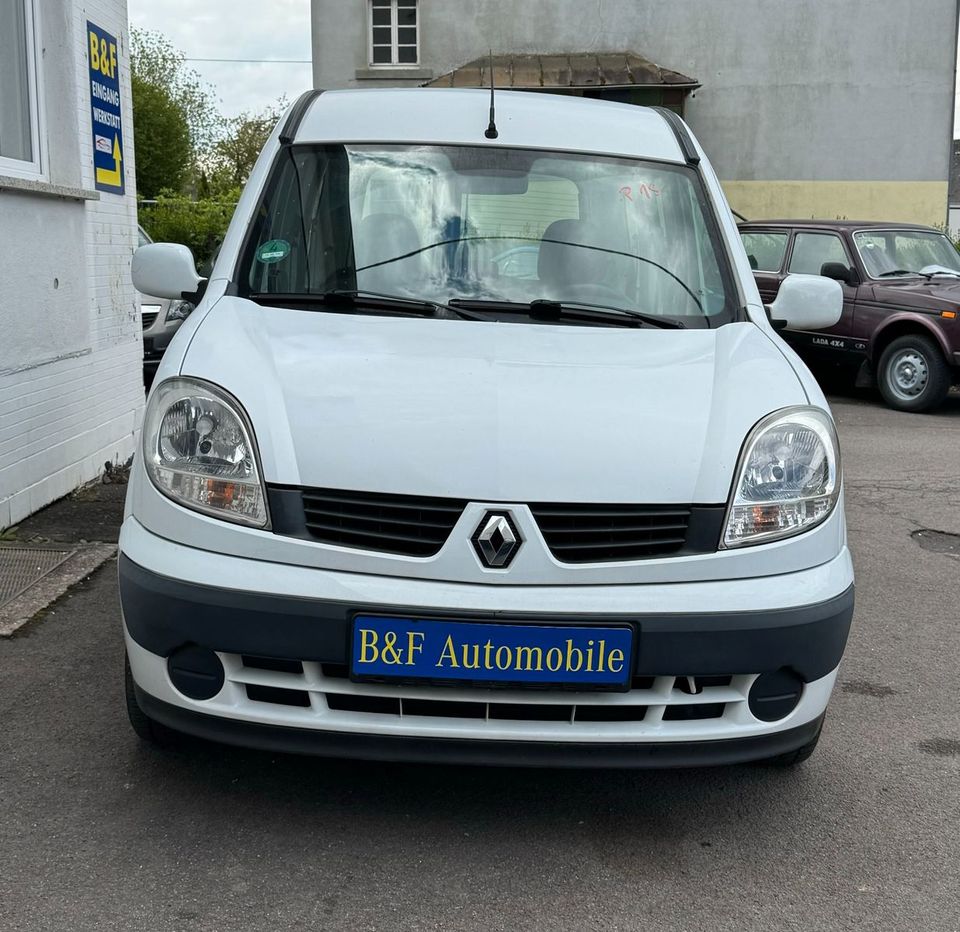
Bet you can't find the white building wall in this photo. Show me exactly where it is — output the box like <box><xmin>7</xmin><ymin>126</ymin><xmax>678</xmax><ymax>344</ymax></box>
<box><xmin>949</xmin><ymin>207</ymin><xmax>960</xmax><ymax>239</ymax></box>
<box><xmin>0</xmin><ymin>0</ymin><xmax>144</xmax><ymax>529</ymax></box>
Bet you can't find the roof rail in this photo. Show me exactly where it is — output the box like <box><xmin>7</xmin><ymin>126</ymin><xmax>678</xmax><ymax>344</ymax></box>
<box><xmin>278</xmin><ymin>89</ymin><xmax>324</xmax><ymax>146</ymax></box>
<box><xmin>652</xmin><ymin>107</ymin><xmax>700</xmax><ymax>166</ymax></box>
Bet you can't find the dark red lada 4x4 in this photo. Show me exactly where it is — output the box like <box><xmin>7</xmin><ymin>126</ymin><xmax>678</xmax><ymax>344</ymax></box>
<box><xmin>740</xmin><ymin>220</ymin><xmax>960</xmax><ymax>411</ymax></box>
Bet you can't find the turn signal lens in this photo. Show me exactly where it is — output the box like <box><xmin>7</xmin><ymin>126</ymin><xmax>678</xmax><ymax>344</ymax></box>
<box><xmin>143</xmin><ymin>378</ymin><xmax>269</xmax><ymax>527</ymax></box>
<box><xmin>722</xmin><ymin>407</ymin><xmax>840</xmax><ymax>548</ymax></box>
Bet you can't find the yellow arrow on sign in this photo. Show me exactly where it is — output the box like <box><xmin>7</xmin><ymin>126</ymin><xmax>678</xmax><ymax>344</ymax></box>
<box><xmin>95</xmin><ymin>134</ymin><xmax>123</xmax><ymax>188</ymax></box>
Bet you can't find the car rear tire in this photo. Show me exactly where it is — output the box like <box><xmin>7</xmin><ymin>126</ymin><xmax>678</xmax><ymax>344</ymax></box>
<box><xmin>124</xmin><ymin>653</ymin><xmax>182</xmax><ymax>748</ymax></box>
<box><xmin>877</xmin><ymin>334</ymin><xmax>951</xmax><ymax>412</ymax></box>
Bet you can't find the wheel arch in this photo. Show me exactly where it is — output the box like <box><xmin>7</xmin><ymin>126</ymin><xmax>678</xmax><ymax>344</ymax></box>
<box><xmin>869</xmin><ymin>315</ymin><xmax>952</xmax><ymax>365</ymax></box>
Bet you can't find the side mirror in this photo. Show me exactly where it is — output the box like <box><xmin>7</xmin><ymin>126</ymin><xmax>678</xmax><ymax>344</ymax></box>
<box><xmin>132</xmin><ymin>243</ymin><xmax>205</xmax><ymax>301</ymax></box>
<box><xmin>820</xmin><ymin>261</ymin><xmax>858</xmax><ymax>286</ymax></box>
<box><xmin>768</xmin><ymin>273</ymin><xmax>843</xmax><ymax>331</ymax></box>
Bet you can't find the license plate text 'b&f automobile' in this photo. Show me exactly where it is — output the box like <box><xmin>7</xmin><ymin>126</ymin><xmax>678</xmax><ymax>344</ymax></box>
<box><xmin>351</xmin><ymin>616</ymin><xmax>634</xmax><ymax>688</ymax></box>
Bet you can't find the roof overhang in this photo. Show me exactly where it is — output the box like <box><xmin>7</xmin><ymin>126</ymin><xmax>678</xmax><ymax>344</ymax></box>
<box><xmin>425</xmin><ymin>52</ymin><xmax>700</xmax><ymax>92</ymax></box>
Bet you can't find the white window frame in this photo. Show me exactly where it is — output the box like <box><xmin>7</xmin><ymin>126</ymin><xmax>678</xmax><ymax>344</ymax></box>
<box><xmin>368</xmin><ymin>0</ymin><xmax>420</xmax><ymax>68</ymax></box>
<box><xmin>0</xmin><ymin>0</ymin><xmax>46</xmax><ymax>180</ymax></box>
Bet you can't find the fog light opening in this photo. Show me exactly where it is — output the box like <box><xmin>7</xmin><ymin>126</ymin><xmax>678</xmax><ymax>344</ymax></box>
<box><xmin>748</xmin><ymin>668</ymin><xmax>804</xmax><ymax>722</ymax></box>
<box><xmin>167</xmin><ymin>645</ymin><xmax>225</xmax><ymax>700</ymax></box>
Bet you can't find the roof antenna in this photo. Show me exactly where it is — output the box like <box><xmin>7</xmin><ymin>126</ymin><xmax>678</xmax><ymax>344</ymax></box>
<box><xmin>484</xmin><ymin>50</ymin><xmax>499</xmax><ymax>139</ymax></box>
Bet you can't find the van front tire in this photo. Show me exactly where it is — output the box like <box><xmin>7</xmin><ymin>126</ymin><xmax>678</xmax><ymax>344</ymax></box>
<box><xmin>877</xmin><ymin>334</ymin><xmax>951</xmax><ymax>412</ymax></box>
<box><xmin>124</xmin><ymin>653</ymin><xmax>182</xmax><ymax>748</ymax></box>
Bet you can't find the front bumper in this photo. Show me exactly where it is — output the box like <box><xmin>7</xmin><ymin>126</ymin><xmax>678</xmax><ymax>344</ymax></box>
<box><xmin>119</xmin><ymin>520</ymin><xmax>854</xmax><ymax>766</ymax></box>
<box><xmin>121</xmin><ymin>554</ymin><xmax>852</xmax><ymax>683</ymax></box>
<box><xmin>133</xmin><ymin>682</ymin><xmax>825</xmax><ymax>768</ymax></box>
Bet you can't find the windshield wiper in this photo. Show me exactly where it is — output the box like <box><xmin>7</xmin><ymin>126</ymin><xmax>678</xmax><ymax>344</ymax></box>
<box><xmin>877</xmin><ymin>269</ymin><xmax>919</xmax><ymax>278</ymax></box>
<box><xmin>354</xmin><ymin>234</ymin><xmax>705</xmax><ymax>314</ymax></box>
<box><xmin>246</xmin><ymin>289</ymin><xmax>485</xmax><ymax>321</ymax></box>
<box><xmin>447</xmin><ymin>298</ymin><xmax>685</xmax><ymax>329</ymax></box>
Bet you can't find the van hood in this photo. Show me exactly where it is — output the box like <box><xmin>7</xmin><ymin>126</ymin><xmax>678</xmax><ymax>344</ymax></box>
<box><xmin>181</xmin><ymin>298</ymin><xmax>808</xmax><ymax>504</ymax></box>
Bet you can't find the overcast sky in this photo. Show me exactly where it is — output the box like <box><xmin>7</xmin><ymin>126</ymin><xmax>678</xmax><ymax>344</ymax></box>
<box><xmin>128</xmin><ymin>0</ymin><xmax>312</xmax><ymax>119</ymax></box>
<box><xmin>130</xmin><ymin>1</ymin><xmax>960</xmax><ymax>136</ymax></box>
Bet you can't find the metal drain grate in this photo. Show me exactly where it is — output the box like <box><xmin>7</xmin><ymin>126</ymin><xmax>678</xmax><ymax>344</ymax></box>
<box><xmin>0</xmin><ymin>546</ymin><xmax>75</xmax><ymax>609</ymax></box>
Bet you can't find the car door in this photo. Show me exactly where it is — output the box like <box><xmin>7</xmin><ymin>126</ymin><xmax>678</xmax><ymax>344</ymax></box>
<box><xmin>782</xmin><ymin>230</ymin><xmax>862</xmax><ymax>361</ymax></box>
<box><xmin>740</xmin><ymin>228</ymin><xmax>791</xmax><ymax>303</ymax></box>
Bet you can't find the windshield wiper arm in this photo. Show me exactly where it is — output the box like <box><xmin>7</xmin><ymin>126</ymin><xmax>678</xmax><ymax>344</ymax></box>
<box><xmin>448</xmin><ymin>298</ymin><xmax>685</xmax><ymax>329</ymax></box>
<box><xmin>536</xmin><ymin>299</ymin><xmax>685</xmax><ymax>329</ymax></box>
<box><xmin>246</xmin><ymin>290</ymin><xmax>485</xmax><ymax>320</ymax></box>
<box><xmin>877</xmin><ymin>269</ymin><xmax>918</xmax><ymax>278</ymax></box>
<box><xmin>354</xmin><ymin>234</ymin><xmax>705</xmax><ymax>313</ymax></box>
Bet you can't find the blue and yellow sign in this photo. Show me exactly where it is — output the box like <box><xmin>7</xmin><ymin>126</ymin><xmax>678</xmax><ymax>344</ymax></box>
<box><xmin>87</xmin><ymin>22</ymin><xmax>124</xmax><ymax>195</ymax></box>
<box><xmin>351</xmin><ymin>616</ymin><xmax>634</xmax><ymax>688</ymax></box>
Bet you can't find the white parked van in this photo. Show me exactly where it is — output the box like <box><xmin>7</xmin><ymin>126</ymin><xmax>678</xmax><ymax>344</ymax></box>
<box><xmin>123</xmin><ymin>89</ymin><xmax>853</xmax><ymax>767</ymax></box>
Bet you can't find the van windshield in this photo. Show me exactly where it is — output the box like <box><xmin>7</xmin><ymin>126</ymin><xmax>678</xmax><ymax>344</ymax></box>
<box><xmin>239</xmin><ymin>144</ymin><xmax>737</xmax><ymax>327</ymax></box>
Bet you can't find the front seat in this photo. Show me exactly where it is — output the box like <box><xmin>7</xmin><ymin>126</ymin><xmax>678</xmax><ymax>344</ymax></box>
<box><xmin>538</xmin><ymin>219</ymin><xmax>620</xmax><ymax>303</ymax></box>
<box><xmin>354</xmin><ymin>213</ymin><xmax>423</xmax><ymax>294</ymax></box>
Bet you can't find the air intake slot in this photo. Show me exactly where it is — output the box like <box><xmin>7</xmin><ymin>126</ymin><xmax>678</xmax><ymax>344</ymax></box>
<box><xmin>530</xmin><ymin>504</ymin><xmax>723</xmax><ymax>563</ymax></box>
<box><xmin>245</xmin><ymin>684</ymin><xmax>311</xmax><ymax>707</ymax></box>
<box><xmin>269</xmin><ymin>486</ymin><xmax>466</xmax><ymax>557</ymax></box>
<box><xmin>241</xmin><ymin>655</ymin><xmax>304</xmax><ymax>675</ymax></box>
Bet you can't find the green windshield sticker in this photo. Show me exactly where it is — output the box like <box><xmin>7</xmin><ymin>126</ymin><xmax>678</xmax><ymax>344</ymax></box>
<box><xmin>256</xmin><ymin>239</ymin><xmax>291</xmax><ymax>264</ymax></box>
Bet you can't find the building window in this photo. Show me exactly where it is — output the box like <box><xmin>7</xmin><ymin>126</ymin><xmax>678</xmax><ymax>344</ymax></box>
<box><xmin>369</xmin><ymin>0</ymin><xmax>419</xmax><ymax>66</ymax></box>
<box><xmin>0</xmin><ymin>0</ymin><xmax>42</xmax><ymax>176</ymax></box>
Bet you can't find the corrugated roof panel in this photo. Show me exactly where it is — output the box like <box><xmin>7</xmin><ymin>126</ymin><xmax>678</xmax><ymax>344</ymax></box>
<box><xmin>426</xmin><ymin>52</ymin><xmax>699</xmax><ymax>90</ymax></box>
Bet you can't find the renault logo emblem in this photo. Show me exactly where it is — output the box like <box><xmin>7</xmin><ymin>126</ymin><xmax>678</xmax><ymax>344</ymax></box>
<box><xmin>472</xmin><ymin>512</ymin><xmax>522</xmax><ymax>568</ymax></box>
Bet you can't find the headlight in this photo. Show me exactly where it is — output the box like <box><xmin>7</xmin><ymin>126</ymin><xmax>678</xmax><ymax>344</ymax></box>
<box><xmin>722</xmin><ymin>406</ymin><xmax>840</xmax><ymax>548</ymax></box>
<box><xmin>165</xmin><ymin>300</ymin><xmax>194</xmax><ymax>322</ymax></box>
<box><xmin>142</xmin><ymin>378</ymin><xmax>269</xmax><ymax>527</ymax></box>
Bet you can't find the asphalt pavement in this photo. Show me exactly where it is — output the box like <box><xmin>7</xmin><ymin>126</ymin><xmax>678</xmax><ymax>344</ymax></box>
<box><xmin>1</xmin><ymin>389</ymin><xmax>958</xmax><ymax>932</ymax></box>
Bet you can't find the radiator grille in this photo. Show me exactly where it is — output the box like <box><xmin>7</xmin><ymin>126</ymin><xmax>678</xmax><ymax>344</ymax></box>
<box><xmin>299</xmin><ymin>487</ymin><xmax>466</xmax><ymax>557</ymax></box>
<box><xmin>141</xmin><ymin>311</ymin><xmax>158</xmax><ymax>330</ymax></box>
<box><xmin>268</xmin><ymin>487</ymin><xmax>721</xmax><ymax>563</ymax></box>
<box><xmin>530</xmin><ymin>503</ymin><xmax>692</xmax><ymax>563</ymax></box>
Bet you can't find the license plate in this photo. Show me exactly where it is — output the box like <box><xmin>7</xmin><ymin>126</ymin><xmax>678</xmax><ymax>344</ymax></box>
<box><xmin>350</xmin><ymin>615</ymin><xmax>634</xmax><ymax>689</ymax></box>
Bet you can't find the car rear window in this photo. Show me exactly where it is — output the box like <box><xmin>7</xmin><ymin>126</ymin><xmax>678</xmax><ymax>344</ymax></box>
<box><xmin>741</xmin><ymin>231</ymin><xmax>788</xmax><ymax>272</ymax></box>
<box><xmin>788</xmin><ymin>233</ymin><xmax>849</xmax><ymax>276</ymax></box>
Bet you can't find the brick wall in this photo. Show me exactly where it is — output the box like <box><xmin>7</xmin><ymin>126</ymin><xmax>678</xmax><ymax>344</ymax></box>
<box><xmin>0</xmin><ymin>0</ymin><xmax>144</xmax><ymax>529</ymax></box>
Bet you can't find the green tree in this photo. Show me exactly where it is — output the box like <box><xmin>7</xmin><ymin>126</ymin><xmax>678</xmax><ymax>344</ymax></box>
<box><xmin>131</xmin><ymin>29</ymin><xmax>221</xmax><ymax>193</ymax></box>
<box><xmin>139</xmin><ymin>194</ymin><xmax>239</xmax><ymax>270</ymax></box>
<box><xmin>130</xmin><ymin>74</ymin><xmax>191</xmax><ymax>198</ymax></box>
<box><xmin>206</xmin><ymin>102</ymin><xmax>285</xmax><ymax>195</ymax></box>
